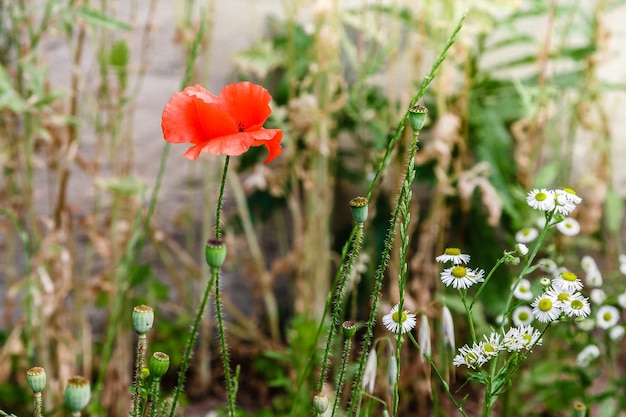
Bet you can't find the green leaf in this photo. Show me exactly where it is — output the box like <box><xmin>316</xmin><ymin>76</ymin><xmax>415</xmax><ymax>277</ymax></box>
<box><xmin>604</xmin><ymin>187</ymin><xmax>625</xmax><ymax>234</ymax></box>
<box><xmin>74</xmin><ymin>6</ymin><xmax>133</xmax><ymax>31</ymax></box>
<box><xmin>110</xmin><ymin>39</ymin><xmax>130</xmax><ymax>68</ymax></box>
<box><xmin>0</xmin><ymin>66</ymin><xmax>29</xmax><ymax>113</ymax></box>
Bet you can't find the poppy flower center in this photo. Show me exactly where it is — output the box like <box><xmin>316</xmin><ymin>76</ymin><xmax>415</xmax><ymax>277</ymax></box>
<box><xmin>538</xmin><ymin>298</ymin><xmax>552</xmax><ymax>312</ymax></box>
<box><xmin>237</xmin><ymin>122</ymin><xmax>245</xmax><ymax>132</ymax></box>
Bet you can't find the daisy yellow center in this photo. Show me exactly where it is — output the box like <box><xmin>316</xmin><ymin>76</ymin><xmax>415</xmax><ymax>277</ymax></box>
<box><xmin>392</xmin><ymin>310</ymin><xmax>407</xmax><ymax>324</ymax></box>
<box><xmin>522</xmin><ymin>334</ymin><xmax>532</xmax><ymax>344</ymax></box>
<box><xmin>565</xmin><ymin>223</ymin><xmax>573</xmax><ymax>229</ymax></box>
<box><xmin>451</xmin><ymin>266</ymin><xmax>467</xmax><ymax>278</ymax></box>
<box><xmin>484</xmin><ymin>343</ymin><xmax>495</xmax><ymax>353</ymax></box>
<box><xmin>603</xmin><ymin>312</ymin><xmax>613</xmax><ymax>321</ymax></box>
<box><xmin>519</xmin><ymin>286</ymin><xmax>529</xmax><ymax>293</ymax></box>
<box><xmin>522</xmin><ymin>229</ymin><xmax>531</xmax><ymax>236</ymax></box>
<box><xmin>571</xmin><ymin>300</ymin><xmax>584</xmax><ymax>310</ymax></box>
<box><xmin>444</xmin><ymin>247</ymin><xmax>461</xmax><ymax>256</ymax></box>
<box><xmin>538</xmin><ymin>298</ymin><xmax>553</xmax><ymax>312</ymax></box>
<box><xmin>564</xmin><ymin>187</ymin><xmax>576</xmax><ymax>195</ymax></box>
<box><xmin>466</xmin><ymin>351</ymin><xmax>479</xmax><ymax>363</ymax></box>
<box><xmin>561</xmin><ymin>272</ymin><xmax>577</xmax><ymax>282</ymax></box>
<box><xmin>557</xmin><ymin>293</ymin><xmax>570</xmax><ymax>302</ymax></box>
<box><xmin>535</xmin><ymin>192</ymin><xmax>547</xmax><ymax>201</ymax></box>
<box><xmin>518</xmin><ymin>311</ymin><xmax>529</xmax><ymax>320</ymax></box>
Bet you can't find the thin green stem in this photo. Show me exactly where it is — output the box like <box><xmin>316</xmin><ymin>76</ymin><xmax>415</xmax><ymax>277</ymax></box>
<box><xmin>131</xmin><ymin>334</ymin><xmax>147</xmax><ymax>417</ymax></box>
<box><xmin>317</xmin><ymin>225</ymin><xmax>364</xmax><ymax>392</ymax></box>
<box><xmin>408</xmin><ymin>333</ymin><xmax>468</xmax><ymax>417</ymax></box>
<box><xmin>168</xmin><ymin>269</ymin><xmax>217</xmax><ymax>417</ymax></box>
<box><xmin>330</xmin><ymin>337</ymin><xmax>352</xmax><ymax>417</ymax></box>
<box><xmin>215</xmin><ymin>156</ymin><xmax>230</xmax><ymax>239</ymax></box>
<box><xmin>469</xmin><ymin>257</ymin><xmax>506</xmax><ymax>310</ymax></box>
<box><xmin>215</xmin><ymin>268</ymin><xmax>236</xmax><ymax>417</ymax></box>
<box><xmin>461</xmin><ymin>290</ymin><xmax>476</xmax><ymax>343</ymax></box>
<box><xmin>149</xmin><ymin>378</ymin><xmax>162</xmax><ymax>417</ymax></box>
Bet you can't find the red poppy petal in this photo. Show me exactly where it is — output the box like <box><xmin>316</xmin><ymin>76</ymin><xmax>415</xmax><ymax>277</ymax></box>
<box><xmin>183</xmin><ymin>84</ymin><xmax>219</xmax><ymax>104</ymax></box>
<box><xmin>258</xmin><ymin>129</ymin><xmax>283</xmax><ymax>163</ymax></box>
<box><xmin>182</xmin><ymin>143</ymin><xmax>204</xmax><ymax>160</ymax></box>
<box><xmin>194</xmin><ymin>101</ymin><xmax>239</xmax><ymax>143</ymax></box>
<box><xmin>218</xmin><ymin>82</ymin><xmax>272</xmax><ymax>130</ymax></box>
<box><xmin>161</xmin><ymin>91</ymin><xmax>205</xmax><ymax>144</ymax></box>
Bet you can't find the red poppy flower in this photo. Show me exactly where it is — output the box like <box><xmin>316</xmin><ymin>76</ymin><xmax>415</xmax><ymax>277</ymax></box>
<box><xmin>161</xmin><ymin>82</ymin><xmax>282</xmax><ymax>163</ymax></box>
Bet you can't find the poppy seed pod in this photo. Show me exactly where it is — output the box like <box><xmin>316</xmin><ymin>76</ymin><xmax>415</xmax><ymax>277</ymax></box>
<box><xmin>26</xmin><ymin>367</ymin><xmax>46</xmax><ymax>393</ymax></box>
<box><xmin>132</xmin><ymin>305</ymin><xmax>154</xmax><ymax>335</ymax></box>
<box><xmin>312</xmin><ymin>393</ymin><xmax>329</xmax><ymax>414</ymax></box>
<box><xmin>408</xmin><ymin>104</ymin><xmax>428</xmax><ymax>132</ymax></box>
<box><xmin>349</xmin><ymin>196</ymin><xmax>369</xmax><ymax>224</ymax></box>
<box><xmin>205</xmin><ymin>239</ymin><xmax>227</xmax><ymax>268</ymax></box>
<box><xmin>149</xmin><ymin>352</ymin><xmax>170</xmax><ymax>379</ymax></box>
<box><xmin>342</xmin><ymin>321</ymin><xmax>356</xmax><ymax>338</ymax></box>
<box><xmin>64</xmin><ymin>376</ymin><xmax>90</xmax><ymax>412</ymax></box>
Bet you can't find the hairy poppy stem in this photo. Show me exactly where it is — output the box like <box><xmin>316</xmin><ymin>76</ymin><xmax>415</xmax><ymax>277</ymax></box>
<box><xmin>215</xmin><ymin>156</ymin><xmax>231</xmax><ymax>239</ymax></box>
<box><xmin>215</xmin><ymin>267</ymin><xmax>237</xmax><ymax>416</ymax></box>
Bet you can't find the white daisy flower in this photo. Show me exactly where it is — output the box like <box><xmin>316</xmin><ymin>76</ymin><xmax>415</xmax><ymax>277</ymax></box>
<box><xmin>561</xmin><ymin>293</ymin><xmax>591</xmax><ymax>319</ymax></box>
<box><xmin>590</xmin><ymin>288</ymin><xmax>606</xmax><ymax>305</ymax></box>
<box><xmin>362</xmin><ymin>349</ymin><xmax>377</xmax><ymax>394</ymax></box>
<box><xmin>526</xmin><ymin>188</ymin><xmax>555</xmax><ymax>211</ymax></box>
<box><xmin>553</xmin><ymin>190</ymin><xmax>577</xmax><ymax>215</ymax></box>
<box><xmin>503</xmin><ymin>327</ymin><xmax>523</xmax><ymax>352</ymax></box>
<box><xmin>537</xmin><ymin>258</ymin><xmax>559</xmax><ymax>275</ymax></box>
<box><xmin>584</xmin><ymin>267</ymin><xmax>603</xmax><ymax>287</ymax></box>
<box><xmin>536</xmin><ymin>216</ymin><xmax>547</xmax><ymax>229</ymax></box>
<box><xmin>556</xmin><ymin>217</ymin><xmax>580</xmax><ymax>236</ymax></box>
<box><xmin>512</xmin><ymin>306</ymin><xmax>534</xmax><ymax>326</ymax></box>
<box><xmin>581</xmin><ymin>255</ymin><xmax>597</xmax><ymax>272</ymax></box>
<box><xmin>453</xmin><ymin>345</ymin><xmax>486</xmax><ymax>369</ymax></box>
<box><xmin>515</xmin><ymin>227</ymin><xmax>538</xmax><ymax>243</ymax></box>
<box><xmin>516</xmin><ymin>243</ymin><xmax>529</xmax><ymax>256</ymax></box>
<box><xmin>617</xmin><ymin>291</ymin><xmax>626</xmax><ymax>309</ymax></box>
<box><xmin>382</xmin><ymin>304</ymin><xmax>417</xmax><ymax>334</ymax></box>
<box><xmin>577</xmin><ymin>318</ymin><xmax>595</xmax><ymax>332</ymax></box>
<box><xmin>516</xmin><ymin>325</ymin><xmax>543</xmax><ymax>350</ymax></box>
<box><xmin>557</xmin><ymin>187</ymin><xmax>582</xmax><ymax>205</ymax></box>
<box><xmin>576</xmin><ymin>345</ymin><xmax>600</xmax><ymax>368</ymax></box>
<box><xmin>546</xmin><ymin>285</ymin><xmax>574</xmax><ymax>307</ymax></box>
<box><xmin>440</xmin><ymin>266</ymin><xmax>480</xmax><ymax>289</ymax></box>
<box><xmin>473</xmin><ymin>268</ymin><xmax>486</xmax><ymax>283</ymax></box>
<box><xmin>512</xmin><ymin>278</ymin><xmax>534</xmax><ymax>301</ymax></box>
<box><xmin>441</xmin><ymin>306</ymin><xmax>455</xmax><ymax>351</ymax></box>
<box><xmin>435</xmin><ymin>247</ymin><xmax>470</xmax><ymax>264</ymax></box>
<box><xmin>609</xmin><ymin>325</ymin><xmax>625</xmax><ymax>341</ymax></box>
<box><xmin>552</xmin><ymin>271</ymin><xmax>583</xmax><ymax>292</ymax></box>
<box><xmin>531</xmin><ymin>293</ymin><xmax>561</xmax><ymax>323</ymax></box>
<box><xmin>478</xmin><ymin>333</ymin><xmax>503</xmax><ymax>359</ymax></box>
<box><xmin>596</xmin><ymin>305</ymin><xmax>620</xmax><ymax>330</ymax></box>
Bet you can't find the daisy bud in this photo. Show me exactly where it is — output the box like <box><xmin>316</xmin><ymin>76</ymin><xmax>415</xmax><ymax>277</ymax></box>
<box><xmin>132</xmin><ymin>305</ymin><xmax>154</xmax><ymax>335</ymax></box>
<box><xmin>418</xmin><ymin>314</ymin><xmax>431</xmax><ymax>362</ymax></box>
<box><xmin>590</xmin><ymin>289</ymin><xmax>606</xmax><ymax>305</ymax></box>
<box><xmin>408</xmin><ymin>104</ymin><xmax>428</xmax><ymax>132</ymax></box>
<box><xmin>609</xmin><ymin>325</ymin><xmax>625</xmax><ymax>341</ymax></box>
<box><xmin>205</xmin><ymin>238</ymin><xmax>227</xmax><ymax>268</ymax></box>
<box><xmin>141</xmin><ymin>367</ymin><xmax>150</xmax><ymax>380</ymax></box>
<box><xmin>362</xmin><ymin>349</ymin><xmax>377</xmax><ymax>394</ymax></box>
<box><xmin>539</xmin><ymin>277</ymin><xmax>552</xmax><ymax>290</ymax></box>
<box><xmin>441</xmin><ymin>306</ymin><xmax>455</xmax><ymax>352</ymax></box>
<box><xmin>312</xmin><ymin>392</ymin><xmax>329</xmax><ymax>414</ymax></box>
<box><xmin>149</xmin><ymin>352</ymin><xmax>170</xmax><ymax>379</ymax></box>
<box><xmin>64</xmin><ymin>376</ymin><xmax>91</xmax><ymax>412</ymax></box>
<box><xmin>349</xmin><ymin>196</ymin><xmax>368</xmax><ymax>224</ymax></box>
<box><xmin>515</xmin><ymin>243</ymin><xmax>529</xmax><ymax>256</ymax></box>
<box><xmin>342</xmin><ymin>321</ymin><xmax>356</xmax><ymax>338</ymax></box>
<box><xmin>26</xmin><ymin>367</ymin><xmax>46</xmax><ymax>393</ymax></box>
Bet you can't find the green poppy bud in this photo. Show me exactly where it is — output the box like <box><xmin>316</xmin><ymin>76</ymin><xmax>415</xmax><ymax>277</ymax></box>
<box><xmin>64</xmin><ymin>376</ymin><xmax>90</xmax><ymax>412</ymax></box>
<box><xmin>149</xmin><ymin>352</ymin><xmax>170</xmax><ymax>379</ymax></box>
<box><xmin>349</xmin><ymin>196</ymin><xmax>368</xmax><ymax>224</ymax></box>
<box><xmin>408</xmin><ymin>104</ymin><xmax>428</xmax><ymax>132</ymax></box>
<box><xmin>26</xmin><ymin>367</ymin><xmax>46</xmax><ymax>393</ymax></box>
<box><xmin>313</xmin><ymin>393</ymin><xmax>329</xmax><ymax>414</ymax></box>
<box><xmin>132</xmin><ymin>305</ymin><xmax>154</xmax><ymax>335</ymax></box>
<box><xmin>205</xmin><ymin>239</ymin><xmax>227</xmax><ymax>268</ymax></box>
